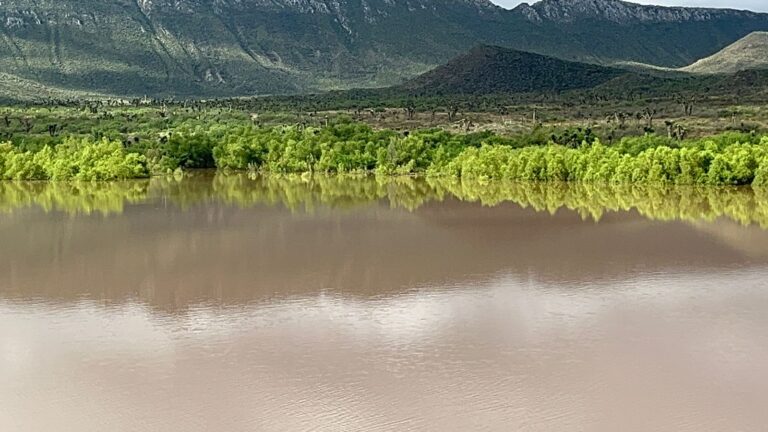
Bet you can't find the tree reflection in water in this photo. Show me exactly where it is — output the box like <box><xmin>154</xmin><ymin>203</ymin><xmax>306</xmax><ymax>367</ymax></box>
<box><xmin>1</xmin><ymin>173</ymin><xmax>767</xmax><ymax>228</ymax></box>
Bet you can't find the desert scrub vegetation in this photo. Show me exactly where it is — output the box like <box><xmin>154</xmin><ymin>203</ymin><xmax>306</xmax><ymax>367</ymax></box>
<box><xmin>432</xmin><ymin>133</ymin><xmax>768</xmax><ymax>186</ymax></box>
<box><xmin>2</xmin><ymin>111</ymin><xmax>768</xmax><ymax>186</ymax></box>
<box><xmin>0</xmin><ymin>138</ymin><xmax>148</xmax><ymax>180</ymax></box>
<box><xmin>210</xmin><ymin>124</ymin><xmax>768</xmax><ymax>186</ymax></box>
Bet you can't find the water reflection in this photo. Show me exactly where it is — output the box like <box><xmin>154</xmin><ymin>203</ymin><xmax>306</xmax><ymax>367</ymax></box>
<box><xmin>0</xmin><ymin>180</ymin><xmax>150</xmax><ymax>215</ymax></box>
<box><xmin>2</xmin><ymin>176</ymin><xmax>768</xmax><ymax>311</ymax></box>
<box><xmin>1</xmin><ymin>174</ymin><xmax>768</xmax><ymax>228</ymax></box>
<box><xmin>2</xmin><ymin>175</ymin><xmax>768</xmax><ymax>431</ymax></box>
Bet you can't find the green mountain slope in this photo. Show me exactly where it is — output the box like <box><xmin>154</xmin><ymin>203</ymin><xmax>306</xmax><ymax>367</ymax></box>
<box><xmin>0</xmin><ymin>72</ymin><xmax>111</xmax><ymax>103</ymax></box>
<box><xmin>681</xmin><ymin>32</ymin><xmax>768</xmax><ymax>74</ymax></box>
<box><xmin>400</xmin><ymin>45</ymin><xmax>625</xmax><ymax>95</ymax></box>
<box><xmin>390</xmin><ymin>45</ymin><xmax>768</xmax><ymax>100</ymax></box>
<box><xmin>1</xmin><ymin>0</ymin><xmax>768</xmax><ymax>98</ymax></box>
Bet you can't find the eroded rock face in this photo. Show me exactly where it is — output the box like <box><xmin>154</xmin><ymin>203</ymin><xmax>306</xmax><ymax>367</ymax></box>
<box><xmin>62</xmin><ymin>0</ymin><xmax>498</xmax><ymax>16</ymax></box>
<box><xmin>0</xmin><ymin>0</ymin><xmax>504</xmax><ymax>97</ymax></box>
<box><xmin>0</xmin><ymin>0</ymin><xmax>759</xmax><ymax>31</ymax></box>
<box><xmin>517</xmin><ymin>0</ymin><xmax>760</xmax><ymax>24</ymax></box>
<box><xmin>0</xmin><ymin>0</ymin><xmax>495</xmax><ymax>31</ymax></box>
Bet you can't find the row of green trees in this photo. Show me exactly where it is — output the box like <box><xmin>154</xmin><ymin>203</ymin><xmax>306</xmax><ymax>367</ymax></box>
<box><xmin>206</xmin><ymin>124</ymin><xmax>768</xmax><ymax>186</ymax></box>
<box><xmin>437</xmin><ymin>138</ymin><xmax>768</xmax><ymax>186</ymax></box>
<box><xmin>2</xmin><ymin>119</ymin><xmax>768</xmax><ymax>186</ymax></box>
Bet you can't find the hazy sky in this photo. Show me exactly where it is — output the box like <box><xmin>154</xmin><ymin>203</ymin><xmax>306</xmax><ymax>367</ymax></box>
<box><xmin>491</xmin><ymin>0</ymin><xmax>768</xmax><ymax>13</ymax></box>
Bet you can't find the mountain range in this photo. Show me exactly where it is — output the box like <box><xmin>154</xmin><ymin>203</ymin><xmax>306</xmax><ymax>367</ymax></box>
<box><xmin>1</xmin><ymin>0</ymin><xmax>768</xmax><ymax>98</ymax></box>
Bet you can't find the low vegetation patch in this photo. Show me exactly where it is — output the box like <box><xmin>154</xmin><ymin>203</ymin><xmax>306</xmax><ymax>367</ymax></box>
<box><xmin>437</xmin><ymin>136</ymin><xmax>768</xmax><ymax>186</ymax></box>
<box><xmin>209</xmin><ymin>124</ymin><xmax>768</xmax><ymax>186</ymax></box>
<box><xmin>0</xmin><ymin>138</ymin><xmax>148</xmax><ymax>181</ymax></box>
<box><xmin>2</xmin><ymin>115</ymin><xmax>768</xmax><ymax>186</ymax></box>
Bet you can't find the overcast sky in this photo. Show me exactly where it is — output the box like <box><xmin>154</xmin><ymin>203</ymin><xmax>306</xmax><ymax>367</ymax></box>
<box><xmin>490</xmin><ymin>0</ymin><xmax>768</xmax><ymax>12</ymax></box>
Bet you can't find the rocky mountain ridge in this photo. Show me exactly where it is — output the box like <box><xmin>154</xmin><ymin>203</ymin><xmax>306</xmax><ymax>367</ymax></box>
<box><xmin>515</xmin><ymin>0</ymin><xmax>762</xmax><ymax>24</ymax></box>
<box><xmin>1</xmin><ymin>0</ymin><xmax>768</xmax><ymax>98</ymax></box>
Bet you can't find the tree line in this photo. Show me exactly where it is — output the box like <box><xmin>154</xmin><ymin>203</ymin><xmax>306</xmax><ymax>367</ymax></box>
<box><xmin>2</xmin><ymin>118</ymin><xmax>768</xmax><ymax>186</ymax></box>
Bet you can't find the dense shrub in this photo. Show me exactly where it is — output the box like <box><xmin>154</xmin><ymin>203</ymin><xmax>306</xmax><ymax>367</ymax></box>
<box><xmin>157</xmin><ymin>125</ymin><xmax>218</xmax><ymax>170</ymax></box>
<box><xmin>200</xmin><ymin>126</ymin><xmax>768</xmax><ymax>186</ymax></box>
<box><xmin>3</xmin><ymin>115</ymin><xmax>768</xmax><ymax>186</ymax></box>
<box><xmin>434</xmin><ymin>137</ymin><xmax>768</xmax><ymax>186</ymax></box>
<box><xmin>0</xmin><ymin>138</ymin><xmax>148</xmax><ymax>180</ymax></box>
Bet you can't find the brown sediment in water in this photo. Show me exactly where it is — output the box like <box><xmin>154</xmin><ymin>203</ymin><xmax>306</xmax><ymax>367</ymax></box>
<box><xmin>1</xmin><ymin>177</ymin><xmax>768</xmax><ymax>431</ymax></box>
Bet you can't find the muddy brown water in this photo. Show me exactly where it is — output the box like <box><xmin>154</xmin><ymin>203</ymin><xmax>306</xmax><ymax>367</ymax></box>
<box><xmin>2</xmin><ymin>176</ymin><xmax>768</xmax><ymax>431</ymax></box>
